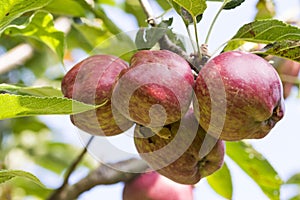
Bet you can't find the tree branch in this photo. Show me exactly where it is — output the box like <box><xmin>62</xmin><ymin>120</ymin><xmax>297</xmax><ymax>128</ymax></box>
<box><xmin>47</xmin><ymin>136</ymin><xmax>94</xmax><ymax>200</ymax></box>
<box><xmin>48</xmin><ymin>158</ymin><xmax>148</xmax><ymax>200</ymax></box>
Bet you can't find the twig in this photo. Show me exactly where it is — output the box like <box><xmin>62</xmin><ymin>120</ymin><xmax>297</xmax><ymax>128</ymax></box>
<box><xmin>48</xmin><ymin>158</ymin><xmax>148</xmax><ymax>200</ymax></box>
<box><xmin>47</xmin><ymin>136</ymin><xmax>94</xmax><ymax>200</ymax></box>
<box><xmin>0</xmin><ymin>43</ymin><xmax>33</xmax><ymax>74</ymax></box>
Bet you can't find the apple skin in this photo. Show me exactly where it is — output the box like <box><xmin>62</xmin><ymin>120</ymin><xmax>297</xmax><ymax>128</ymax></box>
<box><xmin>61</xmin><ymin>54</ymin><xmax>134</xmax><ymax>136</ymax></box>
<box><xmin>193</xmin><ymin>51</ymin><xmax>285</xmax><ymax>141</ymax></box>
<box><xmin>134</xmin><ymin>109</ymin><xmax>225</xmax><ymax>185</ymax></box>
<box><xmin>112</xmin><ymin>50</ymin><xmax>194</xmax><ymax>129</ymax></box>
<box><xmin>122</xmin><ymin>171</ymin><xmax>194</xmax><ymax>200</ymax></box>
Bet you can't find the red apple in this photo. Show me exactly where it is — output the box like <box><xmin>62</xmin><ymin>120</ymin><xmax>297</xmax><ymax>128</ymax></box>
<box><xmin>61</xmin><ymin>54</ymin><xmax>134</xmax><ymax>136</ymax></box>
<box><xmin>112</xmin><ymin>50</ymin><xmax>194</xmax><ymax>130</ymax></box>
<box><xmin>134</xmin><ymin>109</ymin><xmax>225</xmax><ymax>184</ymax></box>
<box><xmin>122</xmin><ymin>171</ymin><xmax>194</xmax><ymax>200</ymax></box>
<box><xmin>193</xmin><ymin>51</ymin><xmax>285</xmax><ymax>141</ymax></box>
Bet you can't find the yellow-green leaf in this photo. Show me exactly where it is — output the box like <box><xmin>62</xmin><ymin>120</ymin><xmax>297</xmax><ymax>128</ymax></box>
<box><xmin>207</xmin><ymin>162</ymin><xmax>233</xmax><ymax>199</ymax></box>
<box><xmin>172</xmin><ymin>0</ymin><xmax>207</xmax><ymax>18</ymax></box>
<box><xmin>0</xmin><ymin>94</ymin><xmax>98</xmax><ymax>120</ymax></box>
<box><xmin>226</xmin><ymin>141</ymin><xmax>282</xmax><ymax>200</ymax></box>
<box><xmin>0</xmin><ymin>170</ymin><xmax>45</xmax><ymax>188</ymax></box>
<box><xmin>0</xmin><ymin>0</ymin><xmax>52</xmax><ymax>32</ymax></box>
<box><xmin>4</xmin><ymin>11</ymin><xmax>65</xmax><ymax>61</ymax></box>
<box><xmin>255</xmin><ymin>0</ymin><xmax>276</xmax><ymax>20</ymax></box>
<box><xmin>0</xmin><ymin>84</ymin><xmax>62</xmax><ymax>97</ymax></box>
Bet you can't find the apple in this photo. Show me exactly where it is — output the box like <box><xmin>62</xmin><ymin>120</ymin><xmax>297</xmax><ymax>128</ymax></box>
<box><xmin>111</xmin><ymin>50</ymin><xmax>194</xmax><ymax>131</ymax></box>
<box><xmin>61</xmin><ymin>54</ymin><xmax>134</xmax><ymax>136</ymax></box>
<box><xmin>193</xmin><ymin>51</ymin><xmax>285</xmax><ymax>141</ymax></box>
<box><xmin>134</xmin><ymin>109</ymin><xmax>225</xmax><ymax>184</ymax></box>
<box><xmin>122</xmin><ymin>171</ymin><xmax>194</xmax><ymax>200</ymax></box>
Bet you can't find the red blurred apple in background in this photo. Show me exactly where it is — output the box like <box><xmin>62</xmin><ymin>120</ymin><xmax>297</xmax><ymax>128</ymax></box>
<box><xmin>112</xmin><ymin>50</ymin><xmax>194</xmax><ymax>134</ymax></box>
<box><xmin>122</xmin><ymin>171</ymin><xmax>194</xmax><ymax>200</ymax></box>
<box><xmin>61</xmin><ymin>54</ymin><xmax>134</xmax><ymax>136</ymax></box>
<box><xmin>274</xmin><ymin>58</ymin><xmax>300</xmax><ymax>98</ymax></box>
<box><xmin>193</xmin><ymin>51</ymin><xmax>285</xmax><ymax>141</ymax></box>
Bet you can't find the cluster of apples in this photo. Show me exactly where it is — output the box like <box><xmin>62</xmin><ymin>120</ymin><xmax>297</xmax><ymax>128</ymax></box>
<box><xmin>61</xmin><ymin>49</ymin><xmax>285</xmax><ymax>188</ymax></box>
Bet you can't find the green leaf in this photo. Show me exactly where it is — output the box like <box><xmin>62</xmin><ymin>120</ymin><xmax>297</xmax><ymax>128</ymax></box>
<box><xmin>255</xmin><ymin>0</ymin><xmax>276</xmax><ymax>20</ymax></box>
<box><xmin>135</xmin><ymin>27</ymin><xmax>167</xmax><ymax>50</ymax></box>
<box><xmin>72</xmin><ymin>22</ymin><xmax>112</xmax><ymax>50</ymax></box>
<box><xmin>223</xmin><ymin>0</ymin><xmax>245</xmax><ymax>10</ymax></box>
<box><xmin>0</xmin><ymin>84</ymin><xmax>62</xmax><ymax>97</ymax></box>
<box><xmin>207</xmin><ymin>162</ymin><xmax>233</xmax><ymax>199</ymax></box>
<box><xmin>0</xmin><ymin>0</ymin><xmax>52</xmax><ymax>32</ymax></box>
<box><xmin>224</xmin><ymin>19</ymin><xmax>300</xmax><ymax>51</ymax></box>
<box><xmin>30</xmin><ymin>142</ymin><xmax>81</xmax><ymax>174</ymax></box>
<box><xmin>289</xmin><ymin>195</ymin><xmax>300</xmax><ymax>200</ymax></box>
<box><xmin>92</xmin><ymin>33</ymin><xmax>137</xmax><ymax>62</ymax></box>
<box><xmin>9</xmin><ymin>178</ymin><xmax>52</xmax><ymax>199</ymax></box>
<box><xmin>172</xmin><ymin>0</ymin><xmax>207</xmax><ymax>18</ymax></box>
<box><xmin>157</xmin><ymin>0</ymin><xmax>172</xmax><ymax>10</ymax></box>
<box><xmin>226</xmin><ymin>141</ymin><xmax>282</xmax><ymax>200</ymax></box>
<box><xmin>44</xmin><ymin>0</ymin><xmax>87</xmax><ymax>17</ymax></box>
<box><xmin>286</xmin><ymin>173</ymin><xmax>300</xmax><ymax>184</ymax></box>
<box><xmin>4</xmin><ymin>11</ymin><xmax>65</xmax><ymax>61</ymax></box>
<box><xmin>0</xmin><ymin>94</ymin><xmax>98</xmax><ymax>120</ymax></box>
<box><xmin>124</xmin><ymin>0</ymin><xmax>148</xmax><ymax>27</ymax></box>
<box><xmin>256</xmin><ymin>40</ymin><xmax>300</xmax><ymax>62</ymax></box>
<box><xmin>0</xmin><ymin>170</ymin><xmax>44</xmax><ymax>187</ymax></box>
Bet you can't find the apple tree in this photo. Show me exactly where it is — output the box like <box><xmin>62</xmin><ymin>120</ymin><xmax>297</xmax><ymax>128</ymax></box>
<box><xmin>0</xmin><ymin>0</ymin><xmax>300</xmax><ymax>199</ymax></box>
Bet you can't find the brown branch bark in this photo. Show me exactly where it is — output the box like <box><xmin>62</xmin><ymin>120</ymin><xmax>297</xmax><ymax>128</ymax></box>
<box><xmin>47</xmin><ymin>158</ymin><xmax>148</xmax><ymax>200</ymax></box>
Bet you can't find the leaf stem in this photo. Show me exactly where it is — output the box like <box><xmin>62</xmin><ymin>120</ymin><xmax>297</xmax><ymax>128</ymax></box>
<box><xmin>204</xmin><ymin>2</ymin><xmax>225</xmax><ymax>44</ymax></box>
<box><xmin>193</xmin><ymin>17</ymin><xmax>201</xmax><ymax>57</ymax></box>
<box><xmin>185</xmin><ymin>25</ymin><xmax>197</xmax><ymax>52</ymax></box>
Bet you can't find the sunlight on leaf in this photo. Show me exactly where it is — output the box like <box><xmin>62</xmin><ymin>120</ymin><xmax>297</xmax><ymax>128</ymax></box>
<box><xmin>207</xmin><ymin>162</ymin><xmax>233</xmax><ymax>199</ymax></box>
<box><xmin>0</xmin><ymin>84</ymin><xmax>62</xmax><ymax>97</ymax></box>
<box><xmin>0</xmin><ymin>94</ymin><xmax>98</xmax><ymax>120</ymax></box>
<box><xmin>0</xmin><ymin>170</ymin><xmax>45</xmax><ymax>188</ymax></box>
<box><xmin>4</xmin><ymin>11</ymin><xmax>65</xmax><ymax>61</ymax></box>
<box><xmin>0</xmin><ymin>0</ymin><xmax>52</xmax><ymax>32</ymax></box>
<box><xmin>226</xmin><ymin>141</ymin><xmax>282</xmax><ymax>200</ymax></box>
<box><xmin>172</xmin><ymin>0</ymin><xmax>207</xmax><ymax>17</ymax></box>
<box><xmin>45</xmin><ymin>0</ymin><xmax>86</xmax><ymax>17</ymax></box>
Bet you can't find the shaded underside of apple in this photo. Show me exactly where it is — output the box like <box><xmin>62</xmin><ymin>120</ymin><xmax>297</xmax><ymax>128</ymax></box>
<box><xmin>134</xmin><ymin>109</ymin><xmax>225</xmax><ymax>184</ymax></box>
